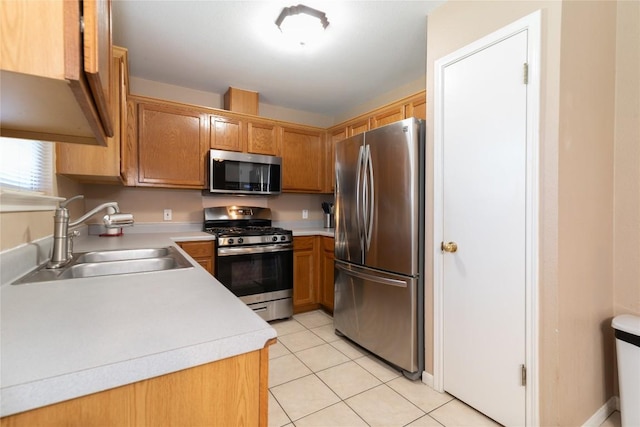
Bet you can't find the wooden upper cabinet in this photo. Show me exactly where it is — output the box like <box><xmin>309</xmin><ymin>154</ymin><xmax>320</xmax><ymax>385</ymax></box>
<box><xmin>0</xmin><ymin>0</ymin><xmax>113</xmax><ymax>146</ymax></box>
<box><xmin>371</xmin><ymin>105</ymin><xmax>405</xmax><ymax>129</ymax></box>
<box><xmin>405</xmin><ymin>93</ymin><xmax>426</xmax><ymax>120</ymax></box>
<box><xmin>348</xmin><ymin>118</ymin><xmax>369</xmax><ymax>137</ymax></box>
<box><xmin>137</xmin><ymin>101</ymin><xmax>208</xmax><ymax>188</ymax></box>
<box><xmin>56</xmin><ymin>47</ymin><xmax>128</xmax><ymax>183</ymax></box>
<box><xmin>281</xmin><ymin>125</ymin><xmax>325</xmax><ymax>193</ymax></box>
<box><xmin>83</xmin><ymin>0</ymin><xmax>113</xmax><ymax>137</ymax></box>
<box><xmin>210</xmin><ymin>115</ymin><xmax>244</xmax><ymax>152</ymax></box>
<box><xmin>325</xmin><ymin>127</ymin><xmax>348</xmax><ymax>193</ymax></box>
<box><xmin>247</xmin><ymin>119</ymin><xmax>278</xmax><ymax>156</ymax></box>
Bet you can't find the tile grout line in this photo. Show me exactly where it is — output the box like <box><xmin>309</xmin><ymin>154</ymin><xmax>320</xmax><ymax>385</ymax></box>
<box><xmin>271</xmin><ymin>312</ymin><xmax>435</xmax><ymax>427</ymax></box>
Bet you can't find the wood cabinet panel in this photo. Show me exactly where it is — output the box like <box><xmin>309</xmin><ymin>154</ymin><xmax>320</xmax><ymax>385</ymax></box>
<box><xmin>56</xmin><ymin>47</ymin><xmax>128</xmax><ymax>183</ymax></box>
<box><xmin>247</xmin><ymin>120</ymin><xmax>278</xmax><ymax>155</ymax></box>
<box><xmin>371</xmin><ymin>105</ymin><xmax>405</xmax><ymax>129</ymax></box>
<box><xmin>281</xmin><ymin>126</ymin><xmax>325</xmax><ymax>193</ymax></box>
<box><xmin>0</xmin><ymin>0</ymin><xmax>113</xmax><ymax>146</ymax></box>
<box><xmin>210</xmin><ymin>115</ymin><xmax>244</xmax><ymax>152</ymax></box>
<box><xmin>325</xmin><ymin>127</ymin><xmax>348</xmax><ymax>193</ymax></box>
<box><xmin>349</xmin><ymin>118</ymin><xmax>369</xmax><ymax>136</ymax></box>
<box><xmin>177</xmin><ymin>241</ymin><xmax>215</xmax><ymax>275</ymax></box>
<box><xmin>0</xmin><ymin>346</ymin><xmax>273</xmax><ymax>427</ymax></box>
<box><xmin>137</xmin><ymin>102</ymin><xmax>207</xmax><ymax>188</ymax></box>
<box><xmin>293</xmin><ymin>236</ymin><xmax>319</xmax><ymax>313</ymax></box>
<box><xmin>319</xmin><ymin>237</ymin><xmax>335</xmax><ymax>313</ymax></box>
<box><xmin>405</xmin><ymin>95</ymin><xmax>426</xmax><ymax>120</ymax></box>
<box><xmin>83</xmin><ymin>0</ymin><xmax>113</xmax><ymax>137</ymax></box>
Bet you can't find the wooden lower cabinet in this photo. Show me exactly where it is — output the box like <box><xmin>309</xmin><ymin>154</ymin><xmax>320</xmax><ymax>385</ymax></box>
<box><xmin>293</xmin><ymin>236</ymin><xmax>335</xmax><ymax>314</ymax></box>
<box><xmin>319</xmin><ymin>237</ymin><xmax>335</xmax><ymax>313</ymax></box>
<box><xmin>0</xmin><ymin>340</ymin><xmax>275</xmax><ymax>427</ymax></box>
<box><xmin>293</xmin><ymin>236</ymin><xmax>319</xmax><ymax>313</ymax></box>
<box><xmin>177</xmin><ymin>240</ymin><xmax>215</xmax><ymax>275</ymax></box>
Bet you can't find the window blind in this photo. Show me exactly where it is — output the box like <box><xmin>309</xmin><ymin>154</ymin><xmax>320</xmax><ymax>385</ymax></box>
<box><xmin>0</xmin><ymin>137</ymin><xmax>53</xmax><ymax>194</ymax></box>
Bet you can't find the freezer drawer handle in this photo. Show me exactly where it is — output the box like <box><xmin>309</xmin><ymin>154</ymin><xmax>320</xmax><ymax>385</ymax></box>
<box><xmin>336</xmin><ymin>263</ymin><xmax>407</xmax><ymax>288</ymax></box>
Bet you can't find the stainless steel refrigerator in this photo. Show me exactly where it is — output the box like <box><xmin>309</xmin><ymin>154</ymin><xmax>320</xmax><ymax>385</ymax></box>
<box><xmin>334</xmin><ymin>117</ymin><xmax>425</xmax><ymax>380</ymax></box>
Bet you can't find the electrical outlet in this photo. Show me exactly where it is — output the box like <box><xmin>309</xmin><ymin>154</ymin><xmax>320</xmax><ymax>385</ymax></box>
<box><xmin>302</xmin><ymin>209</ymin><xmax>309</xmax><ymax>219</ymax></box>
<box><xmin>163</xmin><ymin>209</ymin><xmax>172</xmax><ymax>221</ymax></box>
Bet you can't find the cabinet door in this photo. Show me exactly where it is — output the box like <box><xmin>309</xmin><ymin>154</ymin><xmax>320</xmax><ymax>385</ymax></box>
<box><xmin>405</xmin><ymin>93</ymin><xmax>426</xmax><ymax>120</ymax></box>
<box><xmin>138</xmin><ymin>102</ymin><xmax>207</xmax><ymax>188</ymax></box>
<box><xmin>348</xmin><ymin>118</ymin><xmax>369</xmax><ymax>137</ymax></box>
<box><xmin>293</xmin><ymin>236</ymin><xmax>319</xmax><ymax>313</ymax></box>
<box><xmin>56</xmin><ymin>47</ymin><xmax>127</xmax><ymax>183</ymax></box>
<box><xmin>210</xmin><ymin>115</ymin><xmax>244</xmax><ymax>152</ymax></box>
<box><xmin>247</xmin><ymin>120</ymin><xmax>278</xmax><ymax>155</ymax></box>
<box><xmin>178</xmin><ymin>241</ymin><xmax>215</xmax><ymax>275</ymax></box>
<box><xmin>0</xmin><ymin>0</ymin><xmax>113</xmax><ymax>146</ymax></box>
<box><xmin>83</xmin><ymin>0</ymin><xmax>113</xmax><ymax>137</ymax></box>
<box><xmin>319</xmin><ymin>237</ymin><xmax>335</xmax><ymax>312</ymax></box>
<box><xmin>281</xmin><ymin>126</ymin><xmax>325</xmax><ymax>192</ymax></box>
<box><xmin>370</xmin><ymin>105</ymin><xmax>405</xmax><ymax>129</ymax></box>
<box><xmin>326</xmin><ymin>127</ymin><xmax>347</xmax><ymax>193</ymax></box>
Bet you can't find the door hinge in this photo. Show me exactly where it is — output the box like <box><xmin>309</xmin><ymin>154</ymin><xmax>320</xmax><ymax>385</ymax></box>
<box><xmin>521</xmin><ymin>364</ymin><xmax>527</xmax><ymax>386</ymax></box>
<box><xmin>80</xmin><ymin>15</ymin><xmax>85</xmax><ymax>33</ymax></box>
<box><xmin>523</xmin><ymin>63</ymin><xmax>529</xmax><ymax>85</ymax></box>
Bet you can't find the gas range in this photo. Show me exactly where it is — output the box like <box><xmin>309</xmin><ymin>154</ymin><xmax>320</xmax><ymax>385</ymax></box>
<box><xmin>203</xmin><ymin>206</ymin><xmax>293</xmax><ymax>322</ymax></box>
<box><xmin>203</xmin><ymin>207</ymin><xmax>292</xmax><ymax>248</ymax></box>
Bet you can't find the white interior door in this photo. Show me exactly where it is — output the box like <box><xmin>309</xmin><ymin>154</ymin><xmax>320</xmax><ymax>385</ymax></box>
<box><xmin>440</xmin><ymin>30</ymin><xmax>528</xmax><ymax>426</ymax></box>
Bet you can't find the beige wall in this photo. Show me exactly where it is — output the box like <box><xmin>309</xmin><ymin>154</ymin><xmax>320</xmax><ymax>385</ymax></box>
<box><xmin>613</xmin><ymin>0</ymin><xmax>640</xmax><ymax>317</ymax></box>
<box><xmin>80</xmin><ymin>184</ymin><xmax>331</xmax><ymax>226</ymax></box>
<box><xmin>427</xmin><ymin>1</ymin><xmax>624</xmax><ymax>425</ymax></box>
<box><xmin>129</xmin><ymin>77</ymin><xmax>335</xmax><ymax>128</ymax></box>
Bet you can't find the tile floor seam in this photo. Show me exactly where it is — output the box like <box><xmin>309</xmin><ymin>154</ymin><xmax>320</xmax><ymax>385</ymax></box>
<box><xmin>268</xmin><ymin>390</ymin><xmax>293</xmax><ymax>427</ymax></box>
<box><xmin>269</xmin><ymin>311</ymin><xmax>518</xmax><ymax>427</ymax></box>
<box><xmin>425</xmin><ymin>398</ymin><xmax>457</xmax><ymax>416</ymax></box>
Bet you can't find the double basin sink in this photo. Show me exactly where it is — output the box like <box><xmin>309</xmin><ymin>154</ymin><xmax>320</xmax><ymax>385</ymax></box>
<box><xmin>13</xmin><ymin>246</ymin><xmax>193</xmax><ymax>285</ymax></box>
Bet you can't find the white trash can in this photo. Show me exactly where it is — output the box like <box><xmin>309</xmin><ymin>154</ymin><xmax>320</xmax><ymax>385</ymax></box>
<box><xmin>612</xmin><ymin>314</ymin><xmax>640</xmax><ymax>427</ymax></box>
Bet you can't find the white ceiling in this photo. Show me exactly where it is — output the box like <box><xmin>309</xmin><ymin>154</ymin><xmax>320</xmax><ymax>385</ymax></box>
<box><xmin>112</xmin><ymin>1</ymin><xmax>444</xmax><ymax>118</ymax></box>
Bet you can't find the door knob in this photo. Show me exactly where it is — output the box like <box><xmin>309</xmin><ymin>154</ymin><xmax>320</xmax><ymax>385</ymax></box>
<box><xmin>441</xmin><ymin>241</ymin><xmax>458</xmax><ymax>253</ymax></box>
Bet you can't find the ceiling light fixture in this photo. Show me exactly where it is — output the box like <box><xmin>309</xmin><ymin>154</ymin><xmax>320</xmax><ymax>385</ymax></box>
<box><xmin>275</xmin><ymin>4</ymin><xmax>329</xmax><ymax>46</ymax></box>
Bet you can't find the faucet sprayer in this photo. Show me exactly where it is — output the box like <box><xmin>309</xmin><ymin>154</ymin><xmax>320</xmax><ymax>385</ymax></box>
<box><xmin>47</xmin><ymin>195</ymin><xmax>135</xmax><ymax>269</ymax></box>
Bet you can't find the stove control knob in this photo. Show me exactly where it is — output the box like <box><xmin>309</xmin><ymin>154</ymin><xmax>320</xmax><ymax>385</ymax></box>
<box><xmin>238</xmin><ymin>238</ymin><xmax>244</xmax><ymax>244</ymax></box>
<box><xmin>228</xmin><ymin>238</ymin><xmax>234</xmax><ymax>244</ymax></box>
<box><xmin>280</xmin><ymin>235</ymin><xmax>287</xmax><ymax>241</ymax></box>
<box><xmin>272</xmin><ymin>236</ymin><xmax>278</xmax><ymax>242</ymax></box>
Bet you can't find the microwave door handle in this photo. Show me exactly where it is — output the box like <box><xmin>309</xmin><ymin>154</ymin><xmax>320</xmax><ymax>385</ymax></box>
<box><xmin>365</xmin><ymin>145</ymin><xmax>374</xmax><ymax>251</ymax></box>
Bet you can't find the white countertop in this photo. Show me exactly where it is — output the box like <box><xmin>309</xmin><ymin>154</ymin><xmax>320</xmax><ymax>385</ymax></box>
<box><xmin>290</xmin><ymin>227</ymin><xmax>334</xmax><ymax>237</ymax></box>
<box><xmin>0</xmin><ymin>231</ymin><xmax>277</xmax><ymax>417</ymax></box>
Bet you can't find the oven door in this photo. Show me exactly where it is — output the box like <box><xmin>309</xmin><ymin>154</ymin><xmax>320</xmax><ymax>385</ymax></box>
<box><xmin>216</xmin><ymin>243</ymin><xmax>293</xmax><ymax>302</ymax></box>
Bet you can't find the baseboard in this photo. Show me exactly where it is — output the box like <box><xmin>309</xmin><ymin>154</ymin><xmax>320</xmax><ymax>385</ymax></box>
<box><xmin>582</xmin><ymin>396</ymin><xmax>619</xmax><ymax>427</ymax></box>
<box><xmin>421</xmin><ymin>371</ymin><xmax>434</xmax><ymax>388</ymax></box>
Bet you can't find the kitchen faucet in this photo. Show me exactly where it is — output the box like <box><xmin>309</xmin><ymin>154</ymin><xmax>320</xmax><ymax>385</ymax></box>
<box><xmin>47</xmin><ymin>195</ymin><xmax>134</xmax><ymax>269</ymax></box>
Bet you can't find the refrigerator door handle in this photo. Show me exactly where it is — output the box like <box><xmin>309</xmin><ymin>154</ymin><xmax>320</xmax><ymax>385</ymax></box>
<box><xmin>355</xmin><ymin>145</ymin><xmax>366</xmax><ymax>258</ymax></box>
<box><xmin>335</xmin><ymin>262</ymin><xmax>407</xmax><ymax>288</ymax></box>
<box><xmin>365</xmin><ymin>144</ymin><xmax>375</xmax><ymax>250</ymax></box>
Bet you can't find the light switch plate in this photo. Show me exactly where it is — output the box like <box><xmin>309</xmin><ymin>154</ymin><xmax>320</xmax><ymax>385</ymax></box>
<box><xmin>163</xmin><ymin>209</ymin><xmax>172</xmax><ymax>221</ymax></box>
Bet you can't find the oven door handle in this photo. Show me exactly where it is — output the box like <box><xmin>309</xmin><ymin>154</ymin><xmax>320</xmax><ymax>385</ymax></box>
<box><xmin>217</xmin><ymin>243</ymin><xmax>293</xmax><ymax>256</ymax></box>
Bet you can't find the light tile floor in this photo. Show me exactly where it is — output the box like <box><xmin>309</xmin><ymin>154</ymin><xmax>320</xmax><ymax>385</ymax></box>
<box><xmin>268</xmin><ymin>310</ymin><xmax>502</xmax><ymax>427</ymax></box>
<box><xmin>268</xmin><ymin>310</ymin><xmax>624</xmax><ymax>427</ymax></box>
<box><xmin>269</xmin><ymin>311</ymin><xmax>620</xmax><ymax>427</ymax></box>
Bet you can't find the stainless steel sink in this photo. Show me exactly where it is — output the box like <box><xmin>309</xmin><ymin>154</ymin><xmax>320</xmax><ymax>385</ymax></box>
<box><xmin>75</xmin><ymin>247</ymin><xmax>172</xmax><ymax>263</ymax></box>
<box><xmin>58</xmin><ymin>257</ymin><xmax>188</xmax><ymax>279</ymax></box>
<box><xmin>12</xmin><ymin>246</ymin><xmax>193</xmax><ymax>284</ymax></box>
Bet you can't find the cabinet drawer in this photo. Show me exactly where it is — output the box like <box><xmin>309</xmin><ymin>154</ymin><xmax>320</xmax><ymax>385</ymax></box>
<box><xmin>178</xmin><ymin>241</ymin><xmax>214</xmax><ymax>258</ymax></box>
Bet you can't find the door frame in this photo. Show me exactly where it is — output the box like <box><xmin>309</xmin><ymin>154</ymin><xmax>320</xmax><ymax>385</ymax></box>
<box><xmin>432</xmin><ymin>10</ymin><xmax>541</xmax><ymax>426</ymax></box>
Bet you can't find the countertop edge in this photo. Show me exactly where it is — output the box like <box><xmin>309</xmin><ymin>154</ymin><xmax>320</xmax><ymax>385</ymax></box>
<box><xmin>1</xmin><ymin>328</ymin><xmax>276</xmax><ymax>417</ymax></box>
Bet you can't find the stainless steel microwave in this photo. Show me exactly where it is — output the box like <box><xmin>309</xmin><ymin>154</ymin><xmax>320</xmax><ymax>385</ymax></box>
<box><xmin>208</xmin><ymin>149</ymin><xmax>282</xmax><ymax>195</ymax></box>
